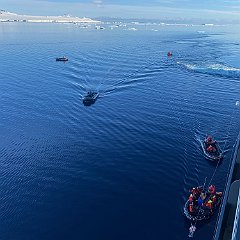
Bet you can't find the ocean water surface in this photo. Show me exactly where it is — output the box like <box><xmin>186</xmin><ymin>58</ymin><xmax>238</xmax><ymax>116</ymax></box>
<box><xmin>0</xmin><ymin>22</ymin><xmax>240</xmax><ymax>240</ymax></box>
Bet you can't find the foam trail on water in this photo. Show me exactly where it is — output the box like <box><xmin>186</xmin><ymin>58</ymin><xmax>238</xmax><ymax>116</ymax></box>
<box><xmin>177</xmin><ymin>62</ymin><xmax>240</xmax><ymax>78</ymax></box>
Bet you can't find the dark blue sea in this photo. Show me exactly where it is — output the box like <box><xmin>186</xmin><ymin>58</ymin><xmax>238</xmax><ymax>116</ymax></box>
<box><xmin>0</xmin><ymin>22</ymin><xmax>240</xmax><ymax>240</ymax></box>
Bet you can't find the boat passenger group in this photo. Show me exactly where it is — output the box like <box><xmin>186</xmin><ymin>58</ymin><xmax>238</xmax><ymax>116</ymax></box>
<box><xmin>188</xmin><ymin>185</ymin><xmax>222</xmax><ymax>215</ymax></box>
<box><xmin>202</xmin><ymin>135</ymin><xmax>223</xmax><ymax>161</ymax></box>
<box><xmin>205</xmin><ymin>136</ymin><xmax>217</xmax><ymax>153</ymax></box>
<box><xmin>184</xmin><ymin>135</ymin><xmax>223</xmax><ymax>227</ymax></box>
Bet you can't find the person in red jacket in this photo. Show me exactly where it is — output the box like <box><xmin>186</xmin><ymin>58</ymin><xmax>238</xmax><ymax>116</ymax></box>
<box><xmin>208</xmin><ymin>185</ymin><xmax>216</xmax><ymax>195</ymax></box>
<box><xmin>189</xmin><ymin>194</ymin><xmax>193</xmax><ymax>203</ymax></box>
<box><xmin>189</xmin><ymin>203</ymin><xmax>194</xmax><ymax>213</ymax></box>
<box><xmin>207</xmin><ymin>145</ymin><xmax>216</xmax><ymax>153</ymax></box>
<box><xmin>206</xmin><ymin>136</ymin><xmax>213</xmax><ymax>144</ymax></box>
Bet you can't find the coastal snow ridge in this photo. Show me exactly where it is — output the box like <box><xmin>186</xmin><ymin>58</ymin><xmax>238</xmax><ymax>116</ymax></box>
<box><xmin>0</xmin><ymin>10</ymin><xmax>100</xmax><ymax>23</ymax></box>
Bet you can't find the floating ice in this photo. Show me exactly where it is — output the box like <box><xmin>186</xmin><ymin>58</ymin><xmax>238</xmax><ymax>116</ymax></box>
<box><xmin>128</xmin><ymin>28</ymin><xmax>137</xmax><ymax>31</ymax></box>
<box><xmin>197</xmin><ymin>31</ymin><xmax>205</xmax><ymax>34</ymax></box>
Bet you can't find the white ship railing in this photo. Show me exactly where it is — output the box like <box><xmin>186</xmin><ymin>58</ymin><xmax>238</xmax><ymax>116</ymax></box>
<box><xmin>213</xmin><ymin>132</ymin><xmax>240</xmax><ymax>240</ymax></box>
<box><xmin>231</xmin><ymin>185</ymin><xmax>240</xmax><ymax>240</ymax></box>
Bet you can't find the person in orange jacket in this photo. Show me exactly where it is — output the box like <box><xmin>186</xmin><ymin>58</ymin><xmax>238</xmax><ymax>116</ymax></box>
<box><xmin>205</xmin><ymin>200</ymin><xmax>213</xmax><ymax>209</ymax></box>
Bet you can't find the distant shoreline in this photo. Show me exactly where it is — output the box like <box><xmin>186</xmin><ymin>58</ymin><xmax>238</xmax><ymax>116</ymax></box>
<box><xmin>0</xmin><ymin>10</ymin><xmax>100</xmax><ymax>23</ymax></box>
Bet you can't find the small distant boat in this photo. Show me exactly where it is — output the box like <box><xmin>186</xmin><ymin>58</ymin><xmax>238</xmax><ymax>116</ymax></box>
<box><xmin>56</xmin><ymin>57</ymin><xmax>68</xmax><ymax>62</ymax></box>
<box><xmin>95</xmin><ymin>26</ymin><xmax>105</xmax><ymax>30</ymax></box>
<box><xmin>202</xmin><ymin>136</ymin><xmax>223</xmax><ymax>161</ymax></box>
<box><xmin>83</xmin><ymin>91</ymin><xmax>99</xmax><ymax>106</ymax></box>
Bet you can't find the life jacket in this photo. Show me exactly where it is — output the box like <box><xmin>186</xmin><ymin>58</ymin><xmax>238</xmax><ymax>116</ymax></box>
<box><xmin>190</xmin><ymin>188</ymin><xmax>197</xmax><ymax>195</ymax></box>
<box><xmin>207</xmin><ymin>145</ymin><xmax>214</xmax><ymax>152</ymax></box>
<box><xmin>211</xmin><ymin>195</ymin><xmax>216</xmax><ymax>203</ymax></box>
<box><xmin>206</xmin><ymin>200</ymin><xmax>213</xmax><ymax>209</ymax></box>
<box><xmin>189</xmin><ymin>194</ymin><xmax>193</xmax><ymax>202</ymax></box>
<box><xmin>209</xmin><ymin>185</ymin><xmax>216</xmax><ymax>194</ymax></box>
<box><xmin>207</xmin><ymin>136</ymin><xmax>212</xmax><ymax>143</ymax></box>
<box><xmin>189</xmin><ymin>204</ymin><xmax>194</xmax><ymax>213</ymax></box>
<box><xmin>196</xmin><ymin>187</ymin><xmax>202</xmax><ymax>195</ymax></box>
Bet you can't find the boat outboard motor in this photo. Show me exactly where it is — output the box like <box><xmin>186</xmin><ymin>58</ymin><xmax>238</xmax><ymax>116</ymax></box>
<box><xmin>188</xmin><ymin>224</ymin><xmax>196</xmax><ymax>238</ymax></box>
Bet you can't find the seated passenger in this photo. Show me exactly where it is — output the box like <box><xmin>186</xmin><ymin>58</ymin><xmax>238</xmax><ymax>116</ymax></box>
<box><xmin>211</xmin><ymin>195</ymin><xmax>217</xmax><ymax>206</ymax></box>
<box><xmin>205</xmin><ymin>199</ymin><xmax>213</xmax><ymax>209</ymax></box>
<box><xmin>190</xmin><ymin>187</ymin><xmax>197</xmax><ymax>195</ymax></box>
<box><xmin>189</xmin><ymin>194</ymin><xmax>193</xmax><ymax>203</ymax></box>
<box><xmin>206</xmin><ymin>136</ymin><xmax>215</xmax><ymax>144</ymax></box>
<box><xmin>216</xmin><ymin>192</ymin><xmax>223</xmax><ymax>198</ymax></box>
<box><xmin>208</xmin><ymin>185</ymin><xmax>216</xmax><ymax>195</ymax></box>
<box><xmin>198</xmin><ymin>197</ymin><xmax>203</xmax><ymax>207</ymax></box>
<box><xmin>195</xmin><ymin>186</ymin><xmax>203</xmax><ymax>195</ymax></box>
<box><xmin>200</xmin><ymin>192</ymin><xmax>206</xmax><ymax>201</ymax></box>
<box><xmin>207</xmin><ymin>145</ymin><xmax>216</xmax><ymax>153</ymax></box>
<box><xmin>189</xmin><ymin>203</ymin><xmax>194</xmax><ymax>213</ymax></box>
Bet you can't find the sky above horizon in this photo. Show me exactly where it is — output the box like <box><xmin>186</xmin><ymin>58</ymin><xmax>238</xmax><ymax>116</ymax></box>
<box><xmin>1</xmin><ymin>0</ymin><xmax>240</xmax><ymax>22</ymax></box>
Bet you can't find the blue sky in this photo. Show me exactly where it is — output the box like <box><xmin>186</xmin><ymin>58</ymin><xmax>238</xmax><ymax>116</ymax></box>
<box><xmin>1</xmin><ymin>0</ymin><xmax>240</xmax><ymax>22</ymax></box>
